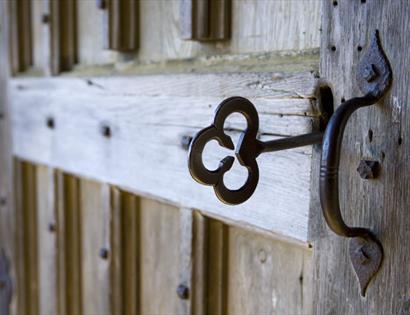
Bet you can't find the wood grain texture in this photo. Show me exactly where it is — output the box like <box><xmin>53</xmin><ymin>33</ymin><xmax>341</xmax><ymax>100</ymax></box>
<box><xmin>0</xmin><ymin>4</ymin><xmax>16</xmax><ymax>314</ymax></box>
<box><xmin>138</xmin><ymin>0</ymin><xmax>320</xmax><ymax>62</ymax></box>
<box><xmin>110</xmin><ymin>189</ymin><xmax>140</xmax><ymax>315</ymax></box>
<box><xmin>36</xmin><ymin>166</ymin><xmax>57</xmax><ymax>315</ymax></box>
<box><xmin>11</xmin><ymin>72</ymin><xmax>319</xmax><ymax>242</ymax></box>
<box><xmin>227</xmin><ymin>226</ymin><xmax>313</xmax><ymax>315</ymax></box>
<box><xmin>79</xmin><ymin>180</ymin><xmax>111</xmax><ymax>315</ymax></box>
<box><xmin>56</xmin><ymin>173</ymin><xmax>82</xmax><ymax>315</ymax></box>
<box><xmin>139</xmin><ymin>198</ymin><xmax>182</xmax><ymax>315</ymax></box>
<box><xmin>14</xmin><ymin>162</ymin><xmax>39</xmax><ymax>315</ymax></box>
<box><xmin>312</xmin><ymin>1</ymin><xmax>410</xmax><ymax>313</ymax></box>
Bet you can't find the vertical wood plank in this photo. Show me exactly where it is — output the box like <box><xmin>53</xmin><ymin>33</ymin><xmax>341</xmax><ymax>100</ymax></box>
<box><xmin>227</xmin><ymin>227</ymin><xmax>312</xmax><ymax>315</ymax></box>
<box><xmin>79</xmin><ymin>180</ymin><xmax>111</xmax><ymax>315</ymax></box>
<box><xmin>139</xmin><ymin>198</ymin><xmax>181</xmax><ymax>315</ymax></box>
<box><xmin>56</xmin><ymin>173</ymin><xmax>82</xmax><ymax>315</ymax></box>
<box><xmin>111</xmin><ymin>189</ymin><xmax>139</xmax><ymax>315</ymax></box>
<box><xmin>0</xmin><ymin>3</ymin><xmax>15</xmax><ymax>313</ymax></box>
<box><xmin>8</xmin><ymin>0</ymin><xmax>33</xmax><ymax>74</ymax></box>
<box><xmin>14</xmin><ymin>162</ymin><xmax>39</xmax><ymax>315</ymax></box>
<box><xmin>48</xmin><ymin>0</ymin><xmax>77</xmax><ymax>75</ymax></box>
<box><xmin>180</xmin><ymin>0</ymin><xmax>230</xmax><ymax>41</ymax></box>
<box><xmin>206</xmin><ymin>218</ymin><xmax>228</xmax><ymax>315</ymax></box>
<box><xmin>103</xmin><ymin>0</ymin><xmax>138</xmax><ymax>52</ymax></box>
<box><xmin>36</xmin><ymin>166</ymin><xmax>57</xmax><ymax>315</ymax></box>
<box><xmin>178</xmin><ymin>208</ymin><xmax>193</xmax><ymax>315</ymax></box>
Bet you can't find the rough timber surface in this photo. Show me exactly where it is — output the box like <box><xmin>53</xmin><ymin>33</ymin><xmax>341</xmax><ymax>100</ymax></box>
<box><xmin>12</xmin><ymin>70</ymin><xmax>320</xmax><ymax>242</ymax></box>
<box><xmin>312</xmin><ymin>1</ymin><xmax>410</xmax><ymax>314</ymax></box>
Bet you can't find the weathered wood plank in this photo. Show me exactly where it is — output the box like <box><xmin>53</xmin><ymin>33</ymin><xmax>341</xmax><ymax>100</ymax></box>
<box><xmin>11</xmin><ymin>72</ymin><xmax>319</xmax><ymax>242</ymax></box>
<box><xmin>76</xmin><ymin>0</ymin><xmax>116</xmax><ymax>66</ymax></box>
<box><xmin>36</xmin><ymin>166</ymin><xmax>57</xmax><ymax>315</ymax></box>
<box><xmin>56</xmin><ymin>173</ymin><xmax>82</xmax><ymax>315</ymax></box>
<box><xmin>103</xmin><ymin>0</ymin><xmax>138</xmax><ymax>51</ymax></box>
<box><xmin>8</xmin><ymin>0</ymin><xmax>33</xmax><ymax>74</ymax></box>
<box><xmin>0</xmin><ymin>4</ymin><xmax>16</xmax><ymax>314</ymax></box>
<box><xmin>312</xmin><ymin>1</ymin><xmax>410</xmax><ymax>313</ymax></box>
<box><xmin>139</xmin><ymin>198</ymin><xmax>182</xmax><ymax>314</ymax></box>
<box><xmin>227</xmin><ymin>226</ymin><xmax>312</xmax><ymax>314</ymax></box>
<box><xmin>180</xmin><ymin>0</ymin><xmax>230</xmax><ymax>41</ymax></box>
<box><xmin>14</xmin><ymin>161</ymin><xmax>39</xmax><ymax>315</ymax></box>
<box><xmin>48</xmin><ymin>0</ymin><xmax>77</xmax><ymax>75</ymax></box>
<box><xmin>138</xmin><ymin>0</ymin><xmax>320</xmax><ymax>62</ymax></box>
<box><xmin>79</xmin><ymin>180</ymin><xmax>111</xmax><ymax>315</ymax></box>
<box><xmin>110</xmin><ymin>189</ymin><xmax>140</xmax><ymax>315</ymax></box>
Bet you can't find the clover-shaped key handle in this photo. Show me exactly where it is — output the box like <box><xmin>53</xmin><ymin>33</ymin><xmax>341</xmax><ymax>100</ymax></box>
<box><xmin>188</xmin><ymin>96</ymin><xmax>323</xmax><ymax>205</ymax></box>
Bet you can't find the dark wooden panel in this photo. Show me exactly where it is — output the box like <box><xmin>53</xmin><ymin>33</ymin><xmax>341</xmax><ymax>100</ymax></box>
<box><xmin>180</xmin><ymin>0</ymin><xmax>230</xmax><ymax>41</ymax></box>
<box><xmin>56</xmin><ymin>172</ymin><xmax>82</xmax><ymax>315</ymax></box>
<box><xmin>8</xmin><ymin>0</ymin><xmax>33</xmax><ymax>74</ymax></box>
<box><xmin>49</xmin><ymin>0</ymin><xmax>77</xmax><ymax>75</ymax></box>
<box><xmin>101</xmin><ymin>0</ymin><xmax>138</xmax><ymax>51</ymax></box>
<box><xmin>111</xmin><ymin>189</ymin><xmax>140</xmax><ymax>315</ymax></box>
<box><xmin>14</xmin><ymin>161</ymin><xmax>39</xmax><ymax>315</ymax></box>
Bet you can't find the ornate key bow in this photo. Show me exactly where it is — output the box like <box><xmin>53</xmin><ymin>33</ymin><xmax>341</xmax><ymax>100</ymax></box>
<box><xmin>188</xmin><ymin>96</ymin><xmax>323</xmax><ymax>205</ymax></box>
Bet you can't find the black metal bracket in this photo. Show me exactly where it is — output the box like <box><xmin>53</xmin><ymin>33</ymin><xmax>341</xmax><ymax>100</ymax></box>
<box><xmin>320</xmin><ymin>30</ymin><xmax>392</xmax><ymax>296</ymax></box>
<box><xmin>187</xmin><ymin>30</ymin><xmax>392</xmax><ymax>296</ymax></box>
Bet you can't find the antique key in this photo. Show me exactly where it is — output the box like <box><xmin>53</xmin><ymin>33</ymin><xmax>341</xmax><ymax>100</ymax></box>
<box><xmin>188</xmin><ymin>96</ymin><xmax>323</xmax><ymax>205</ymax></box>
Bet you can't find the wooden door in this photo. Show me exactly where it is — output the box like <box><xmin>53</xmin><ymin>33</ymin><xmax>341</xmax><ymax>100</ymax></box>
<box><xmin>2</xmin><ymin>1</ymin><xmax>408</xmax><ymax>315</ymax></box>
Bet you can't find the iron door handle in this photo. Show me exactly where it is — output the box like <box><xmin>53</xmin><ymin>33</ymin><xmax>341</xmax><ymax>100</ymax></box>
<box><xmin>319</xmin><ymin>31</ymin><xmax>392</xmax><ymax>296</ymax></box>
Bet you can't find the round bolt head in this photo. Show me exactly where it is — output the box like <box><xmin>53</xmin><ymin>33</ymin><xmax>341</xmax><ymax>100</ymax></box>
<box><xmin>176</xmin><ymin>284</ymin><xmax>189</xmax><ymax>300</ymax></box>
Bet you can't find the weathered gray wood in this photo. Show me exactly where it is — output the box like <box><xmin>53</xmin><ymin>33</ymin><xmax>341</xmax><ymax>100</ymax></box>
<box><xmin>11</xmin><ymin>72</ymin><xmax>319</xmax><ymax>242</ymax></box>
<box><xmin>312</xmin><ymin>1</ymin><xmax>410</xmax><ymax>313</ymax></box>
<box><xmin>79</xmin><ymin>180</ymin><xmax>111</xmax><ymax>315</ymax></box>
<box><xmin>139</xmin><ymin>199</ymin><xmax>182</xmax><ymax>314</ymax></box>
<box><xmin>227</xmin><ymin>226</ymin><xmax>313</xmax><ymax>314</ymax></box>
<box><xmin>77</xmin><ymin>0</ymin><xmax>116</xmax><ymax>66</ymax></box>
<box><xmin>36</xmin><ymin>166</ymin><xmax>57</xmax><ymax>315</ymax></box>
<box><xmin>0</xmin><ymin>4</ymin><xmax>16</xmax><ymax>314</ymax></box>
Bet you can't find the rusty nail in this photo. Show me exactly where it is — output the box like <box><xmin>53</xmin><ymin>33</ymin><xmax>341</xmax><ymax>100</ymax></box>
<box><xmin>42</xmin><ymin>14</ymin><xmax>50</xmax><ymax>24</ymax></box>
<box><xmin>357</xmin><ymin>160</ymin><xmax>380</xmax><ymax>179</ymax></box>
<box><xmin>181</xmin><ymin>135</ymin><xmax>193</xmax><ymax>151</ymax></box>
<box><xmin>176</xmin><ymin>284</ymin><xmax>189</xmax><ymax>300</ymax></box>
<box><xmin>99</xmin><ymin>247</ymin><xmax>109</xmax><ymax>259</ymax></box>
<box><xmin>363</xmin><ymin>64</ymin><xmax>379</xmax><ymax>82</ymax></box>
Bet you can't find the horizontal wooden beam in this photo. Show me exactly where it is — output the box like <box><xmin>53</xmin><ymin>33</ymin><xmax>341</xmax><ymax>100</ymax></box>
<box><xmin>11</xmin><ymin>72</ymin><xmax>319</xmax><ymax>242</ymax></box>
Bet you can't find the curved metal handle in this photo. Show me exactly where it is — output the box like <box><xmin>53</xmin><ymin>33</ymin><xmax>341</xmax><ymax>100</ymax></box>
<box><xmin>319</xmin><ymin>30</ymin><xmax>392</xmax><ymax>296</ymax></box>
<box><xmin>319</xmin><ymin>95</ymin><xmax>377</xmax><ymax>238</ymax></box>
